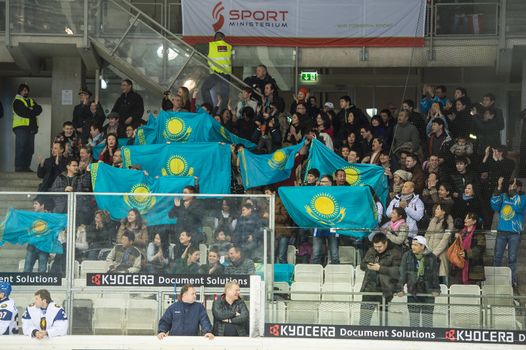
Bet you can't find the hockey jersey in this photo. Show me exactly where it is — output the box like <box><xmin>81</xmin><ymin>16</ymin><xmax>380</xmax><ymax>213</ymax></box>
<box><xmin>22</xmin><ymin>302</ymin><xmax>68</xmax><ymax>337</ymax></box>
<box><xmin>0</xmin><ymin>297</ymin><xmax>18</xmax><ymax>335</ymax></box>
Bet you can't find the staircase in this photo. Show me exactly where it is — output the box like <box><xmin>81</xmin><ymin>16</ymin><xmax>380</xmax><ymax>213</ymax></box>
<box><xmin>0</xmin><ymin>172</ymin><xmax>42</xmax><ymax>273</ymax></box>
<box><xmin>86</xmin><ymin>0</ymin><xmax>254</xmax><ymax>101</ymax></box>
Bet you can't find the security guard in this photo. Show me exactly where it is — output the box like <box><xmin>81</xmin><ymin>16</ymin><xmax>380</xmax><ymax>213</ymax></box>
<box><xmin>12</xmin><ymin>83</ymin><xmax>42</xmax><ymax>172</ymax></box>
<box><xmin>22</xmin><ymin>289</ymin><xmax>68</xmax><ymax>339</ymax></box>
<box><xmin>0</xmin><ymin>281</ymin><xmax>18</xmax><ymax>335</ymax></box>
<box><xmin>201</xmin><ymin>32</ymin><xmax>232</xmax><ymax>110</ymax></box>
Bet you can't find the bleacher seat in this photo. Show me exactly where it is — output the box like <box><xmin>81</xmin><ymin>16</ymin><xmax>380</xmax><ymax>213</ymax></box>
<box><xmin>483</xmin><ymin>266</ymin><xmax>512</xmax><ymax>286</ymax></box>
<box><xmin>125</xmin><ymin>299</ymin><xmax>158</xmax><ymax>335</ymax></box>
<box><xmin>287</xmin><ymin>245</ymin><xmax>297</xmax><ymax>265</ymax></box>
<box><xmin>318</xmin><ymin>302</ymin><xmax>351</xmax><ymax>325</ymax></box>
<box><xmin>353</xmin><ymin>266</ymin><xmax>365</xmax><ymax>289</ymax></box>
<box><xmin>338</xmin><ymin>246</ymin><xmax>357</xmax><ymax>265</ymax></box>
<box><xmin>92</xmin><ymin>298</ymin><xmax>126</xmax><ymax>335</ymax></box>
<box><xmin>288</xmin><ymin>282</ymin><xmax>320</xmax><ymax>323</ymax></box>
<box><xmin>387</xmin><ymin>293</ymin><xmax>409</xmax><ymax>326</ymax></box>
<box><xmin>324</xmin><ymin>264</ymin><xmax>353</xmax><ymax>284</ymax></box>
<box><xmin>321</xmin><ymin>283</ymin><xmax>353</xmax><ymax>302</ymax></box>
<box><xmin>433</xmin><ymin>284</ymin><xmax>449</xmax><ymax>328</ymax></box>
<box><xmin>80</xmin><ymin>260</ymin><xmax>109</xmax><ymax>277</ymax></box>
<box><xmin>449</xmin><ymin>284</ymin><xmax>482</xmax><ymax>329</ymax></box>
<box><xmin>489</xmin><ymin>306</ymin><xmax>519</xmax><ymax>330</ymax></box>
<box><xmin>482</xmin><ymin>285</ymin><xmax>514</xmax><ymax>306</ymax></box>
<box><xmin>294</xmin><ymin>264</ymin><xmax>323</xmax><ymax>284</ymax></box>
<box><xmin>273</xmin><ymin>282</ymin><xmax>290</xmax><ymax>294</ymax></box>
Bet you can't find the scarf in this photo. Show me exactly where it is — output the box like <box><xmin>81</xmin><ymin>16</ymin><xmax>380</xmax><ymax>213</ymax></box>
<box><xmin>415</xmin><ymin>253</ymin><xmax>425</xmax><ymax>278</ymax></box>
<box><xmin>462</xmin><ymin>194</ymin><xmax>473</xmax><ymax>201</ymax></box>
<box><xmin>460</xmin><ymin>225</ymin><xmax>476</xmax><ymax>284</ymax></box>
<box><xmin>389</xmin><ymin>218</ymin><xmax>406</xmax><ymax>233</ymax></box>
<box><xmin>400</xmin><ymin>193</ymin><xmax>415</xmax><ymax>202</ymax></box>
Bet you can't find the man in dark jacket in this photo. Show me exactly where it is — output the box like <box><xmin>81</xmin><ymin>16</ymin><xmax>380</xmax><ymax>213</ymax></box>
<box><xmin>359</xmin><ymin>233</ymin><xmax>402</xmax><ymax>326</ymax></box>
<box><xmin>12</xmin><ymin>83</ymin><xmax>42</xmax><ymax>172</ymax></box>
<box><xmin>73</xmin><ymin>88</ymin><xmax>105</xmax><ymax>144</ymax></box>
<box><xmin>448</xmin><ymin>156</ymin><xmax>479</xmax><ymax>198</ymax></box>
<box><xmin>168</xmin><ymin>186</ymin><xmax>203</xmax><ymax>242</ymax></box>
<box><xmin>50</xmin><ymin>158</ymin><xmax>80</xmax><ymax>213</ymax></box>
<box><xmin>334</xmin><ymin>95</ymin><xmax>367</xmax><ymax>138</ymax></box>
<box><xmin>232</xmin><ymin>204</ymin><xmax>262</xmax><ymax>260</ymax></box>
<box><xmin>243</xmin><ymin>64</ymin><xmax>278</xmax><ymax>97</ymax></box>
<box><xmin>157</xmin><ymin>284</ymin><xmax>214</xmax><ymax>339</ymax></box>
<box><xmin>397</xmin><ymin>236</ymin><xmax>440</xmax><ymax>327</ymax></box>
<box><xmin>37</xmin><ymin>142</ymin><xmax>67</xmax><ymax>192</ymax></box>
<box><xmin>111</xmin><ymin>79</ymin><xmax>144</xmax><ymax>128</ymax></box>
<box><xmin>224</xmin><ymin>245</ymin><xmax>255</xmax><ymax>275</ymax></box>
<box><xmin>212</xmin><ymin>281</ymin><xmax>249</xmax><ymax>336</ymax></box>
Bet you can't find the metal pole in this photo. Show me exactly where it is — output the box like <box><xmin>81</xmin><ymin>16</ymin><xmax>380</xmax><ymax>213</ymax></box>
<box><xmin>109</xmin><ymin>13</ymin><xmax>140</xmax><ymax>56</ymax></box>
<box><xmin>65</xmin><ymin>192</ymin><xmax>75</xmax><ymax>334</ymax></box>
<box><xmin>83</xmin><ymin>0</ymin><xmax>88</xmax><ymax>48</ymax></box>
<box><xmin>5</xmin><ymin>0</ymin><xmax>11</xmax><ymax>47</ymax></box>
<box><xmin>294</xmin><ymin>47</ymin><xmax>299</xmax><ymax>93</ymax></box>
<box><xmin>95</xmin><ymin>68</ymin><xmax>100</xmax><ymax>103</ymax></box>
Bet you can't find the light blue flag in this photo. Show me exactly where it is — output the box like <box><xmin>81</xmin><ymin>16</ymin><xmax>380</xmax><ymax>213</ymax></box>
<box><xmin>92</xmin><ymin>138</ymin><xmax>129</xmax><ymax>159</ymax></box>
<box><xmin>305</xmin><ymin>138</ymin><xmax>389</xmax><ymax>205</ymax></box>
<box><xmin>121</xmin><ymin>142</ymin><xmax>231</xmax><ymax>194</ymax></box>
<box><xmin>0</xmin><ymin>209</ymin><xmax>66</xmax><ymax>254</ymax></box>
<box><xmin>238</xmin><ymin>141</ymin><xmax>305</xmax><ymax>189</ymax></box>
<box><xmin>278</xmin><ymin>186</ymin><xmax>378</xmax><ymax>238</ymax></box>
<box><xmin>134</xmin><ymin>110</ymin><xmax>256</xmax><ymax>149</ymax></box>
<box><xmin>91</xmin><ymin>162</ymin><xmax>194</xmax><ymax>225</ymax></box>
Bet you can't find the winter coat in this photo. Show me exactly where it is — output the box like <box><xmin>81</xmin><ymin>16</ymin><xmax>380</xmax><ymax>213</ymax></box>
<box><xmin>212</xmin><ymin>295</ymin><xmax>249</xmax><ymax>336</ymax></box>
<box><xmin>158</xmin><ymin>301</ymin><xmax>212</xmax><ymax>336</ymax></box>
<box><xmin>424</xmin><ymin>216</ymin><xmax>454</xmax><ymax>277</ymax></box>
<box><xmin>397</xmin><ymin>249</ymin><xmax>440</xmax><ymax>295</ymax></box>
<box><xmin>360</xmin><ymin>241</ymin><xmax>402</xmax><ymax>297</ymax></box>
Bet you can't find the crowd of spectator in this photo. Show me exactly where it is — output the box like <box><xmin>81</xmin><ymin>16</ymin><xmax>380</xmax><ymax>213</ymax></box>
<box><xmin>10</xmin><ymin>74</ymin><xmax>525</xmax><ymax>296</ymax></box>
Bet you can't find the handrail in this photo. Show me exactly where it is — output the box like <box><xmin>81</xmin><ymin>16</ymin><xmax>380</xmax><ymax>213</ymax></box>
<box><xmin>108</xmin><ymin>0</ymin><xmax>262</xmax><ymax>97</ymax></box>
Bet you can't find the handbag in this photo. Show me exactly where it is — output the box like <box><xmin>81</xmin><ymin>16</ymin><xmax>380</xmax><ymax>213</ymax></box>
<box><xmin>447</xmin><ymin>235</ymin><xmax>465</xmax><ymax>269</ymax></box>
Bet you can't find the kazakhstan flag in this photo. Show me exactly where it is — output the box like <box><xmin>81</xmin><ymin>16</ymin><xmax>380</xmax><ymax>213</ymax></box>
<box><xmin>92</xmin><ymin>137</ymin><xmax>129</xmax><ymax>159</ymax></box>
<box><xmin>134</xmin><ymin>110</ymin><xmax>255</xmax><ymax>149</ymax></box>
<box><xmin>278</xmin><ymin>186</ymin><xmax>378</xmax><ymax>238</ymax></box>
<box><xmin>305</xmin><ymin>139</ymin><xmax>389</xmax><ymax>205</ymax></box>
<box><xmin>121</xmin><ymin>142</ymin><xmax>231</xmax><ymax>194</ymax></box>
<box><xmin>238</xmin><ymin>141</ymin><xmax>305</xmax><ymax>189</ymax></box>
<box><xmin>91</xmin><ymin>162</ymin><xmax>194</xmax><ymax>224</ymax></box>
<box><xmin>0</xmin><ymin>209</ymin><xmax>66</xmax><ymax>254</ymax></box>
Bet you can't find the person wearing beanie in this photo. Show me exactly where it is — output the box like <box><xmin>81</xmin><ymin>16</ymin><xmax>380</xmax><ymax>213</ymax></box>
<box><xmin>290</xmin><ymin>87</ymin><xmax>310</xmax><ymax>115</ymax></box>
<box><xmin>396</xmin><ymin>236</ymin><xmax>440</xmax><ymax>327</ymax></box>
<box><xmin>391</xmin><ymin>169</ymin><xmax>412</xmax><ymax>198</ymax></box>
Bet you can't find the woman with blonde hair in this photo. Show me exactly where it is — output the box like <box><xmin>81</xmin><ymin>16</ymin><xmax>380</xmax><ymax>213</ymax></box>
<box><xmin>212</xmin><ymin>281</ymin><xmax>249</xmax><ymax>336</ymax></box>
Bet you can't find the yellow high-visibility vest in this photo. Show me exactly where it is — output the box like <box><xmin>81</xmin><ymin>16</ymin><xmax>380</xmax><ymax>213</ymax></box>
<box><xmin>12</xmin><ymin>95</ymin><xmax>37</xmax><ymax>129</ymax></box>
<box><xmin>208</xmin><ymin>40</ymin><xmax>232</xmax><ymax>74</ymax></box>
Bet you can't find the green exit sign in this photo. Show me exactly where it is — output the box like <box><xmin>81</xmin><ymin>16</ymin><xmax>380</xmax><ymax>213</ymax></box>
<box><xmin>300</xmin><ymin>71</ymin><xmax>318</xmax><ymax>82</ymax></box>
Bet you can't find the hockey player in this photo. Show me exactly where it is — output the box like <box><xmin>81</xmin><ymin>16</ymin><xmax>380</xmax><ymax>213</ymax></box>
<box><xmin>22</xmin><ymin>289</ymin><xmax>68</xmax><ymax>338</ymax></box>
<box><xmin>0</xmin><ymin>281</ymin><xmax>18</xmax><ymax>335</ymax></box>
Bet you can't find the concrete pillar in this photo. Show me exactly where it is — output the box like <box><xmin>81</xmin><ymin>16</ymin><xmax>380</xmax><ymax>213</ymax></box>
<box><xmin>522</xmin><ymin>60</ymin><xmax>526</xmax><ymax>110</ymax></box>
<box><xmin>51</xmin><ymin>57</ymin><xmax>84</xmax><ymax>136</ymax></box>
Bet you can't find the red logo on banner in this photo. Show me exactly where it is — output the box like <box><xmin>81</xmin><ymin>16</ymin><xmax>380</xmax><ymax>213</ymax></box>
<box><xmin>212</xmin><ymin>2</ymin><xmax>225</xmax><ymax>32</ymax></box>
<box><xmin>91</xmin><ymin>274</ymin><xmax>101</xmax><ymax>286</ymax></box>
<box><xmin>444</xmin><ymin>329</ymin><xmax>456</xmax><ymax>341</ymax></box>
<box><xmin>269</xmin><ymin>324</ymin><xmax>280</xmax><ymax>336</ymax></box>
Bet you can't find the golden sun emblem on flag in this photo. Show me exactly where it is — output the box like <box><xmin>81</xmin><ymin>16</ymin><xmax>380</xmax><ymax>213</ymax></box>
<box><xmin>305</xmin><ymin>193</ymin><xmax>346</xmax><ymax>225</ymax></box>
<box><xmin>219</xmin><ymin>126</ymin><xmax>231</xmax><ymax>142</ymax></box>
<box><xmin>125</xmin><ymin>184</ymin><xmax>156</xmax><ymax>212</ymax></box>
<box><xmin>343</xmin><ymin>166</ymin><xmax>361</xmax><ymax>185</ymax></box>
<box><xmin>501</xmin><ymin>204</ymin><xmax>515</xmax><ymax>221</ymax></box>
<box><xmin>162</xmin><ymin>155</ymin><xmax>194</xmax><ymax>177</ymax></box>
<box><xmin>268</xmin><ymin>150</ymin><xmax>287</xmax><ymax>170</ymax></box>
<box><xmin>31</xmin><ymin>220</ymin><xmax>49</xmax><ymax>236</ymax></box>
<box><xmin>163</xmin><ymin>117</ymin><xmax>192</xmax><ymax>141</ymax></box>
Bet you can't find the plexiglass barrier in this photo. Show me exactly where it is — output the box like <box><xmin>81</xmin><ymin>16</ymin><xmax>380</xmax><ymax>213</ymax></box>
<box><xmin>0</xmin><ymin>192</ymin><xmax>269</xmax><ymax>335</ymax></box>
<box><xmin>266</xmin><ymin>226</ymin><xmax>525</xmax><ymax>331</ymax></box>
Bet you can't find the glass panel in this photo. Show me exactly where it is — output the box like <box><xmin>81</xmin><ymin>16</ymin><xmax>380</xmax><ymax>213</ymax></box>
<box><xmin>435</xmin><ymin>3</ymin><xmax>499</xmax><ymax>36</ymax></box>
<box><xmin>73</xmin><ymin>193</ymin><xmax>270</xmax><ymax>288</ymax></box>
<box><xmin>167</xmin><ymin>2</ymin><xmax>182</xmax><ymax>35</ymax></box>
<box><xmin>0</xmin><ymin>192</ymin><xmax>70</xmax><ymax>286</ymax></box>
<box><xmin>9</xmin><ymin>0</ymin><xmax>84</xmax><ymax>35</ymax></box>
<box><xmin>0</xmin><ymin>0</ymin><xmax>6</xmax><ymax>33</ymax></box>
<box><xmin>88</xmin><ymin>0</ymin><xmax>137</xmax><ymax>52</ymax></box>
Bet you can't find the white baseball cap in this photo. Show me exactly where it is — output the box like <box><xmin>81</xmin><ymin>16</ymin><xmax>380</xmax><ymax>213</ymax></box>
<box><xmin>324</xmin><ymin>102</ymin><xmax>334</xmax><ymax>109</ymax></box>
<box><xmin>412</xmin><ymin>236</ymin><xmax>428</xmax><ymax>249</ymax></box>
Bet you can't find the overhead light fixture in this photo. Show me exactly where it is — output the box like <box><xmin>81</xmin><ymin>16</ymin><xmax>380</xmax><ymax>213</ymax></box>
<box><xmin>157</xmin><ymin>45</ymin><xmax>179</xmax><ymax>61</ymax></box>
<box><xmin>183</xmin><ymin>79</ymin><xmax>196</xmax><ymax>91</ymax></box>
<box><xmin>100</xmin><ymin>76</ymin><xmax>108</xmax><ymax>90</ymax></box>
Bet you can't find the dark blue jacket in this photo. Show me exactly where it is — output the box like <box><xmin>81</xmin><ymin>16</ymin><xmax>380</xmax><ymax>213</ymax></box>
<box><xmin>158</xmin><ymin>301</ymin><xmax>212</xmax><ymax>336</ymax></box>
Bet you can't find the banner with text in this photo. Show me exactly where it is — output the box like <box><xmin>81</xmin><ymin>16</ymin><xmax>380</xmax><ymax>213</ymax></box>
<box><xmin>182</xmin><ymin>0</ymin><xmax>426</xmax><ymax>47</ymax></box>
<box><xmin>265</xmin><ymin>323</ymin><xmax>526</xmax><ymax>345</ymax></box>
<box><xmin>0</xmin><ymin>273</ymin><xmax>62</xmax><ymax>286</ymax></box>
<box><xmin>87</xmin><ymin>273</ymin><xmax>250</xmax><ymax>288</ymax></box>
